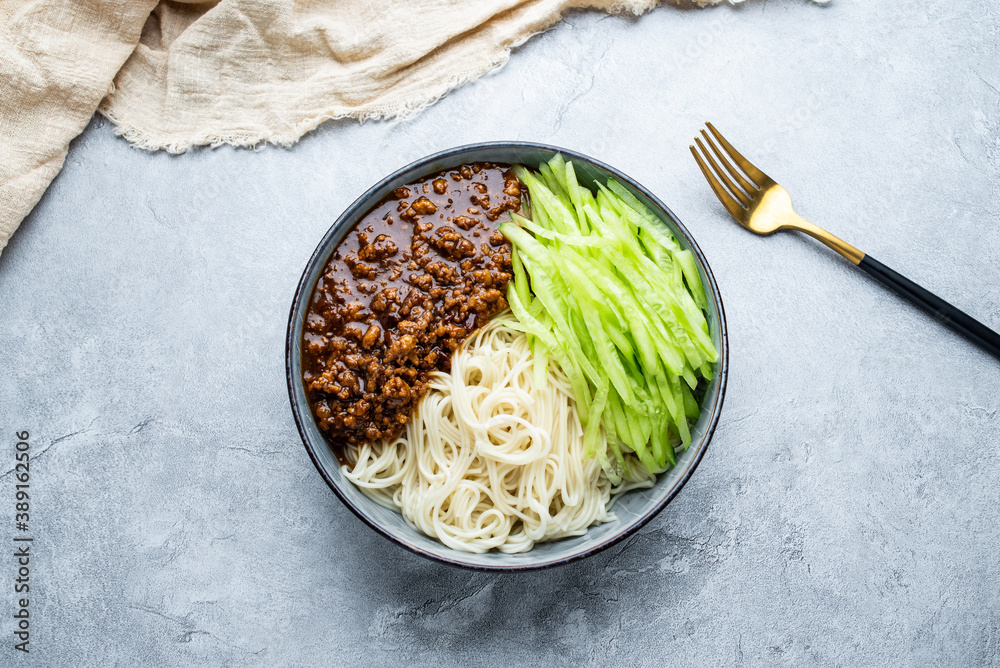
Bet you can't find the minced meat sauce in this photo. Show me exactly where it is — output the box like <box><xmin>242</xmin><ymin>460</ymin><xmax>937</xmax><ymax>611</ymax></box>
<box><xmin>302</xmin><ymin>163</ymin><xmax>521</xmax><ymax>454</ymax></box>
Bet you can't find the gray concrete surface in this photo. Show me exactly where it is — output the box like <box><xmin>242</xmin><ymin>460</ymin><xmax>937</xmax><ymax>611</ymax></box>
<box><xmin>2</xmin><ymin>0</ymin><xmax>999</xmax><ymax>664</ymax></box>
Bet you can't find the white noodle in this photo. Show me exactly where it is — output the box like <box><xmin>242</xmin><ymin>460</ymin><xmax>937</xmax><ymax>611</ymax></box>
<box><xmin>342</xmin><ymin>313</ymin><xmax>654</xmax><ymax>554</ymax></box>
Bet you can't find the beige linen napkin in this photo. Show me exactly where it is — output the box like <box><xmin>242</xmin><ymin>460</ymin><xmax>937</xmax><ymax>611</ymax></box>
<box><xmin>0</xmin><ymin>0</ymin><xmax>724</xmax><ymax>256</ymax></box>
<box><xmin>0</xmin><ymin>0</ymin><xmax>158</xmax><ymax>255</ymax></box>
<box><xmin>102</xmin><ymin>0</ymin><xmax>664</xmax><ymax>153</ymax></box>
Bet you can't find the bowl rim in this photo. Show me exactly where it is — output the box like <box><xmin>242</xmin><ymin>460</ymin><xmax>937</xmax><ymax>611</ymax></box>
<box><xmin>285</xmin><ymin>141</ymin><xmax>729</xmax><ymax>571</ymax></box>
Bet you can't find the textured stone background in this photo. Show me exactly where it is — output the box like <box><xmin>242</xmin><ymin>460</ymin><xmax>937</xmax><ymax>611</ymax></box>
<box><xmin>2</xmin><ymin>0</ymin><xmax>999</xmax><ymax>664</ymax></box>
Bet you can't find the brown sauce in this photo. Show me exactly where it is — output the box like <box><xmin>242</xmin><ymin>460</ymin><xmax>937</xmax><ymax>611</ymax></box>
<box><xmin>301</xmin><ymin>163</ymin><xmax>521</xmax><ymax>456</ymax></box>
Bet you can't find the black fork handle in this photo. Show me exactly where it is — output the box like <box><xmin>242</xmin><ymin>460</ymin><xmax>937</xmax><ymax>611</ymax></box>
<box><xmin>858</xmin><ymin>255</ymin><xmax>1000</xmax><ymax>360</ymax></box>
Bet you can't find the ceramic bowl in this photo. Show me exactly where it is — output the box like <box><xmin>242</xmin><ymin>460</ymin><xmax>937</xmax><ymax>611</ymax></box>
<box><xmin>286</xmin><ymin>142</ymin><xmax>728</xmax><ymax>570</ymax></box>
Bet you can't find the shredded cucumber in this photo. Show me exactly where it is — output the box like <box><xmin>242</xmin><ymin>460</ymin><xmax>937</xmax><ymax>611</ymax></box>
<box><xmin>501</xmin><ymin>156</ymin><xmax>717</xmax><ymax>482</ymax></box>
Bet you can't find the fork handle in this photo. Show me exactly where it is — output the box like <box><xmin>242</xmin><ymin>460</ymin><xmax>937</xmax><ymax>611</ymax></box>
<box><xmin>858</xmin><ymin>255</ymin><xmax>1000</xmax><ymax>359</ymax></box>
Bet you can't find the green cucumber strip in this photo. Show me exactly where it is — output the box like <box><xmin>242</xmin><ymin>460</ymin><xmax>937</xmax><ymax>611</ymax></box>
<box><xmin>682</xmin><ymin>365</ymin><xmax>698</xmax><ymax>390</ymax></box>
<box><xmin>668</xmin><ymin>372</ymin><xmax>691</xmax><ymax>448</ymax></box>
<box><xmin>515</xmin><ymin>169</ymin><xmax>557</xmax><ymax>230</ymax></box>
<box><xmin>584</xmin><ymin>378</ymin><xmax>609</xmax><ymax>459</ymax></box>
<box><xmin>671</xmin><ymin>256</ymin><xmax>684</xmax><ymax>290</ymax></box>
<box><xmin>650</xmin><ymin>417</ymin><xmax>667</xmax><ymax>470</ymax></box>
<box><xmin>548</xmin><ymin>154</ymin><xmax>569</xmax><ymax>192</ymax></box>
<box><xmin>539</xmin><ymin>163</ymin><xmax>575</xmax><ymax>217</ymax></box>
<box><xmin>604</xmin><ymin>318</ymin><xmax>637</xmax><ymax>363</ymax></box>
<box><xmin>526</xmin><ymin>173</ymin><xmax>576</xmax><ymax>235</ymax></box>
<box><xmin>509</xmin><ymin>213</ymin><xmax>611</xmax><ymax>248</ymax></box>
<box><xmin>675</xmin><ymin>250</ymin><xmax>707</xmax><ymax>309</ymax></box>
<box><xmin>660</xmin><ymin>419</ymin><xmax>677</xmax><ymax>468</ymax></box>
<box><xmin>510</xmin><ymin>245</ymin><xmax>531</xmax><ymax>311</ymax></box>
<box><xmin>532</xmin><ymin>334</ymin><xmax>549</xmax><ymax>390</ymax></box>
<box><xmin>635</xmin><ymin>411</ymin><xmax>653</xmax><ymax>448</ymax></box>
<box><xmin>682</xmin><ymin>381</ymin><xmax>700</xmax><ymax>419</ymax></box>
<box><xmin>564</xmin><ymin>160</ymin><xmax>588</xmax><ymax>235</ymax></box>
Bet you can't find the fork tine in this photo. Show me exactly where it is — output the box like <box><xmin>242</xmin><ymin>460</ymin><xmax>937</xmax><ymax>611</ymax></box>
<box><xmin>694</xmin><ymin>137</ymin><xmax>751</xmax><ymax>207</ymax></box>
<box><xmin>705</xmin><ymin>121</ymin><xmax>768</xmax><ymax>186</ymax></box>
<box><xmin>700</xmin><ymin>129</ymin><xmax>758</xmax><ymax>196</ymax></box>
<box><xmin>689</xmin><ymin>145</ymin><xmax>744</xmax><ymax>220</ymax></box>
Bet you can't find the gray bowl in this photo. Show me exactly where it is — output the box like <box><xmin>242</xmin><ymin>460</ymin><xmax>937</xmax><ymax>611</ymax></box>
<box><xmin>286</xmin><ymin>142</ymin><xmax>728</xmax><ymax>570</ymax></box>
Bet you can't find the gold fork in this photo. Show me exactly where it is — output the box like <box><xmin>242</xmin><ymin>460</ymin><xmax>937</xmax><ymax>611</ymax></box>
<box><xmin>690</xmin><ymin>122</ymin><xmax>1000</xmax><ymax>360</ymax></box>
